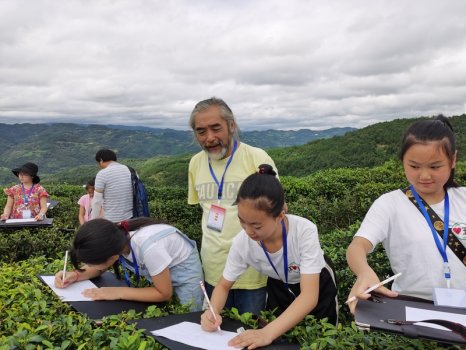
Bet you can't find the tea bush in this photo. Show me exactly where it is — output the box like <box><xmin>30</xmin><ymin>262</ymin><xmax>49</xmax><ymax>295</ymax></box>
<box><xmin>1</xmin><ymin>258</ymin><xmax>460</xmax><ymax>349</ymax></box>
<box><xmin>1</xmin><ymin>160</ymin><xmax>464</xmax><ymax>349</ymax></box>
<box><xmin>0</xmin><ymin>257</ymin><xmax>166</xmax><ymax>349</ymax></box>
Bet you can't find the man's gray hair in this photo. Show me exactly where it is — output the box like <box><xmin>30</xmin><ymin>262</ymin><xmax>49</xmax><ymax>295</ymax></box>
<box><xmin>189</xmin><ymin>97</ymin><xmax>240</xmax><ymax>140</ymax></box>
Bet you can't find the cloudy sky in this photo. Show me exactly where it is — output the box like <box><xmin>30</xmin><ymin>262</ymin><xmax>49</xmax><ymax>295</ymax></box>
<box><xmin>1</xmin><ymin>0</ymin><xmax>465</xmax><ymax>131</ymax></box>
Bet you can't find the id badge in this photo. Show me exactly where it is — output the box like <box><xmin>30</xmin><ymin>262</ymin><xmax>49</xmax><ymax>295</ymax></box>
<box><xmin>22</xmin><ymin>209</ymin><xmax>32</xmax><ymax>218</ymax></box>
<box><xmin>207</xmin><ymin>204</ymin><xmax>226</xmax><ymax>232</ymax></box>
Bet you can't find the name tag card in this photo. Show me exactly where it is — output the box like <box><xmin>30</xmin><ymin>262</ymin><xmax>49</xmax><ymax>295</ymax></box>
<box><xmin>433</xmin><ymin>287</ymin><xmax>466</xmax><ymax>309</ymax></box>
<box><xmin>207</xmin><ymin>204</ymin><xmax>226</xmax><ymax>232</ymax></box>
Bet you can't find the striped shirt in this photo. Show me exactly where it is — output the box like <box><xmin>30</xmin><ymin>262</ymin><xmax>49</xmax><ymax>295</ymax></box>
<box><xmin>94</xmin><ymin>162</ymin><xmax>133</xmax><ymax>222</ymax></box>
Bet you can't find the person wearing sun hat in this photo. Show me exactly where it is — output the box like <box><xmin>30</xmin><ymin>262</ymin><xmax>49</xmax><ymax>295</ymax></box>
<box><xmin>1</xmin><ymin>162</ymin><xmax>49</xmax><ymax>221</ymax></box>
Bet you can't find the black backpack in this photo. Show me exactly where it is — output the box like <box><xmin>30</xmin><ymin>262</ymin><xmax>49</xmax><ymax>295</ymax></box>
<box><xmin>127</xmin><ymin>166</ymin><xmax>150</xmax><ymax>217</ymax></box>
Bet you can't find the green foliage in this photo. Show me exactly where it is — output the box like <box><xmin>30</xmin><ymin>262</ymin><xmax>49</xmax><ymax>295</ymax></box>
<box><xmin>4</xmin><ymin>115</ymin><xmax>464</xmax><ymax>187</ymax></box>
<box><xmin>0</xmin><ymin>257</ymin><xmax>169</xmax><ymax>349</ymax></box>
<box><xmin>269</xmin><ymin>114</ymin><xmax>466</xmax><ymax>177</ymax></box>
<box><xmin>282</xmin><ymin>160</ymin><xmax>406</xmax><ymax>233</ymax></box>
<box><xmin>224</xmin><ymin>305</ymin><xmax>459</xmax><ymax>350</ymax></box>
<box><xmin>0</xmin><ymin>123</ymin><xmax>351</xmax><ymax>186</ymax></box>
<box><xmin>2</xmin><ymin>160</ymin><xmax>466</xmax><ymax>349</ymax></box>
<box><xmin>0</xmin><ymin>227</ymin><xmax>74</xmax><ymax>262</ymax></box>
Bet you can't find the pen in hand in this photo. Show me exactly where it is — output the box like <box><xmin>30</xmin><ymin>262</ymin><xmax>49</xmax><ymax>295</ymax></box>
<box><xmin>200</xmin><ymin>281</ymin><xmax>221</xmax><ymax>332</ymax></box>
<box><xmin>62</xmin><ymin>250</ymin><xmax>69</xmax><ymax>284</ymax></box>
<box><xmin>346</xmin><ymin>272</ymin><xmax>402</xmax><ymax>304</ymax></box>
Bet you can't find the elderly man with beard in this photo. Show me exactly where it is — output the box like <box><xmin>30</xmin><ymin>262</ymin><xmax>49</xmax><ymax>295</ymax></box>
<box><xmin>188</xmin><ymin>97</ymin><xmax>278</xmax><ymax>315</ymax></box>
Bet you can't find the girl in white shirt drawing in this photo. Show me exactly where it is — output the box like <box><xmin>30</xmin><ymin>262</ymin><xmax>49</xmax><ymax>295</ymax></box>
<box><xmin>55</xmin><ymin>217</ymin><xmax>204</xmax><ymax>311</ymax></box>
<box><xmin>201</xmin><ymin>164</ymin><xmax>337</xmax><ymax>349</ymax></box>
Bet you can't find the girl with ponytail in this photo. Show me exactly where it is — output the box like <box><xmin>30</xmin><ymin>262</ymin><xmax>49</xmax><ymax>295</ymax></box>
<box><xmin>201</xmin><ymin>164</ymin><xmax>338</xmax><ymax>349</ymax></box>
<box><xmin>347</xmin><ymin>115</ymin><xmax>466</xmax><ymax>313</ymax></box>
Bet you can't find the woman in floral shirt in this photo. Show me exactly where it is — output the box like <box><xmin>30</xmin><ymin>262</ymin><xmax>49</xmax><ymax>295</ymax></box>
<box><xmin>1</xmin><ymin>162</ymin><xmax>49</xmax><ymax>221</ymax></box>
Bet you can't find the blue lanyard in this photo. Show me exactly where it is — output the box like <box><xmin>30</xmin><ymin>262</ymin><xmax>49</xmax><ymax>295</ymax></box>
<box><xmin>21</xmin><ymin>184</ymin><xmax>35</xmax><ymax>207</ymax></box>
<box><xmin>260</xmin><ymin>220</ymin><xmax>295</xmax><ymax>297</ymax></box>
<box><xmin>119</xmin><ymin>241</ymin><xmax>140</xmax><ymax>287</ymax></box>
<box><xmin>409</xmin><ymin>185</ymin><xmax>451</xmax><ymax>285</ymax></box>
<box><xmin>208</xmin><ymin>140</ymin><xmax>238</xmax><ymax>201</ymax></box>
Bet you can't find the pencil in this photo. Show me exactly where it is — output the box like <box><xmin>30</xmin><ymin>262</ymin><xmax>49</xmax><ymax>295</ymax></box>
<box><xmin>200</xmin><ymin>281</ymin><xmax>221</xmax><ymax>332</ymax></box>
<box><xmin>346</xmin><ymin>272</ymin><xmax>402</xmax><ymax>304</ymax></box>
<box><xmin>62</xmin><ymin>250</ymin><xmax>69</xmax><ymax>284</ymax></box>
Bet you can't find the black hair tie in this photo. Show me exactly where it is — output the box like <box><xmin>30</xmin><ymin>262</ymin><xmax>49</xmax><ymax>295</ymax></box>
<box><xmin>257</xmin><ymin>164</ymin><xmax>276</xmax><ymax>176</ymax></box>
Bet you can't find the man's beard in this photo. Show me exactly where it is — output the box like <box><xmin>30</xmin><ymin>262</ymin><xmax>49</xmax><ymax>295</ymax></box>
<box><xmin>207</xmin><ymin>145</ymin><xmax>228</xmax><ymax>160</ymax></box>
<box><xmin>204</xmin><ymin>139</ymin><xmax>232</xmax><ymax>161</ymax></box>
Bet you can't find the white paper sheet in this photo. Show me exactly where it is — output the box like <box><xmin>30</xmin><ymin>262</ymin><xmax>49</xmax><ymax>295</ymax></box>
<box><xmin>151</xmin><ymin>321</ymin><xmax>237</xmax><ymax>350</ymax></box>
<box><xmin>6</xmin><ymin>218</ymin><xmax>36</xmax><ymax>223</ymax></box>
<box><xmin>41</xmin><ymin>275</ymin><xmax>97</xmax><ymax>301</ymax></box>
<box><xmin>405</xmin><ymin>306</ymin><xmax>466</xmax><ymax>331</ymax></box>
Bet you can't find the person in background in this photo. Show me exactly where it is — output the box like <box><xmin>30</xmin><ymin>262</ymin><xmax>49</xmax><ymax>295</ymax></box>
<box><xmin>78</xmin><ymin>178</ymin><xmax>100</xmax><ymax>225</ymax></box>
<box><xmin>1</xmin><ymin>162</ymin><xmax>49</xmax><ymax>221</ymax></box>
<box><xmin>54</xmin><ymin>218</ymin><xmax>204</xmax><ymax>311</ymax></box>
<box><xmin>346</xmin><ymin>115</ymin><xmax>466</xmax><ymax>313</ymax></box>
<box><xmin>201</xmin><ymin>164</ymin><xmax>338</xmax><ymax>349</ymax></box>
<box><xmin>188</xmin><ymin>97</ymin><xmax>278</xmax><ymax>315</ymax></box>
<box><xmin>91</xmin><ymin>149</ymin><xmax>133</xmax><ymax>223</ymax></box>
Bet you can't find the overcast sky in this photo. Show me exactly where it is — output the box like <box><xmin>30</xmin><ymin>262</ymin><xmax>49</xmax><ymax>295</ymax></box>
<box><xmin>1</xmin><ymin>0</ymin><xmax>465</xmax><ymax>131</ymax></box>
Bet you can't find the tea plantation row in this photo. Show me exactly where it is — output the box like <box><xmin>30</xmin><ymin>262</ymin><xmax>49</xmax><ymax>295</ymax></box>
<box><xmin>1</xmin><ymin>160</ymin><xmax>464</xmax><ymax>349</ymax></box>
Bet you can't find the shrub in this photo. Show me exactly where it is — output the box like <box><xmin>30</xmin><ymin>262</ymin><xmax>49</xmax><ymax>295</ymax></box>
<box><xmin>1</xmin><ymin>161</ymin><xmax>464</xmax><ymax>349</ymax></box>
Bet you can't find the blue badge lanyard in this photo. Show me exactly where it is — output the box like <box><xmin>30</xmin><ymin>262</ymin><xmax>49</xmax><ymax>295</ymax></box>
<box><xmin>409</xmin><ymin>184</ymin><xmax>451</xmax><ymax>287</ymax></box>
<box><xmin>119</xmin><ymin>241</ymin><xmax>140</xmax><ymax>287</ymax></box>
<box><xmin>208</xmin><ymin>140</ymin><xmax>238</xmax><ymax>203</ymax></box>
<box><xmin>260</xmin><ymin>220</ymin><xmax>296</xmax><ymax>298</ymax></box>
<box><xmin>21</xmin><ymin>184</ymin><xmax>35</xmax><ymax>208</ymax></box>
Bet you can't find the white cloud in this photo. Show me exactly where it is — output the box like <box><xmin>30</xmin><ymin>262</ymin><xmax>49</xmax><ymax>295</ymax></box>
<box><xmin>0</xmin><ymin>0</ymin><xmax>465</xmax><ymax>130</ymax></box>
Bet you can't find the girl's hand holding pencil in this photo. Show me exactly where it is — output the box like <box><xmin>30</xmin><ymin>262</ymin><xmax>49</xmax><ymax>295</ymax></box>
<box><xmin>54</xmin><ymin>270</ymin><xmax>79</xmax><ymax>288</ymax></box>
<box><xmin>199</xmin><ymin>281</ymin><xmax>222</xmax><ymax>332</ymax></box>
<box><xmin>347</xmin><ymin>270</ymin><xmax>400</xmax><ymax>314</ymax></box>
<box><xmin>54</xmin><ymin>251</ymin><xmax>79</xmax><ymax>288</ymax></box>
<box><xmin>200</xmin><ymin>308</ymin><xmax>223</xmax><ymax>332</ymax></box>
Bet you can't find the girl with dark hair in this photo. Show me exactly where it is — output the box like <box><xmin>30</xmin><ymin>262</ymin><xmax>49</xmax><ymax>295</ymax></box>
<box><xmin>77</xmin><ymin>178</ymin><xmax>100</xmax><ymax>225</ymax></box>
<box><xmin>54</xmin><ymin>218</ymin><xmax>204</xmax><ymax>311</ymax></box>
<box><xmin>201</xmin><ymin>164</ymin><xmax>338</xmax><ymax>349</ymax></box>
<box><xmin>347</xmin><ymin>115</ymin><xmax>466</xmax><ymax>313</ymax></box>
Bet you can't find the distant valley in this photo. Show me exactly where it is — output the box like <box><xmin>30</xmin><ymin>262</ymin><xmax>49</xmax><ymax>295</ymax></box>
<box><xmin>0</xmin><ymin>122</ymin><xmax>353</xmax><ymax>185</ymax></box>
<box><xmin>2</xmin><ymin>115</ymin><xmax>465</xmax><ymax>187</ymax></box>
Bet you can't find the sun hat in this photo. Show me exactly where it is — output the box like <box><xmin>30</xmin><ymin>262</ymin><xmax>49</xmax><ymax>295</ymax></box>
<box><xmin>12</xmin><ymin>162</ymin><xmax>40</xmax><ymax>184</ymax></box>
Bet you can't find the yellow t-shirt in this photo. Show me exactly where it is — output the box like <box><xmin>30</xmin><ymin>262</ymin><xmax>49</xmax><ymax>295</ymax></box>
<box><xmin>188</xmin><ymin>142</ymin><xmax>277</xmax><ymax>289</ymax></box>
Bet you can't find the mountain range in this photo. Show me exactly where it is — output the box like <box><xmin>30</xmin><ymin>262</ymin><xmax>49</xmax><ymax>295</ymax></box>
<box><xmin>0</xmin><ymin>123</ymin><xmax>353</xmax><ymax>185</ymax></box>
<box><xmin>2</xmin><ymin>115</ymin><xmax>464</xmax><ymax>187</ymax></box>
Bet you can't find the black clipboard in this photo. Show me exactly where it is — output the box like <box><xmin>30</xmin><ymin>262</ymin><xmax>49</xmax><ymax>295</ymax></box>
<box><xmin>47</xmin><ymin>199</ymin><xmax>59</xmax><ymax>210</ymax></box>
<box><xmin>0</xmin><ymin>217</ymin><xmax>53</xmax><ymax>228</ymax></box>
<box><xmin>38</xmin><ymin>272</ymin><xmax>159</xmax><ymax>320</ymax></box>
<box><xmin>355</xmin><ymin>295</ymin><xmax>466</xmax><ymax>345</ymax></box>
<box><xmin>130</xmin><ymin>312</ymin><xmax>300</xmax><ymax>350</ymax></box>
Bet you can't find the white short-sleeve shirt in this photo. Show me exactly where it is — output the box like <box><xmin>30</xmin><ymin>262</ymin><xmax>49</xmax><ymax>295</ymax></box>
<box><xmin>355</xmin><ymin>188</ymin><xmax>466</xmax><ymax>300</ymax></box>
<box><xmin>223</xmin><ymin>214</ymin><xmax>325</xmax><ymax>284</ymax></box>
<box><xmin>124</xmin><ymin>224</ymin><xmax>193</xmax><ymax>280</ymax></box>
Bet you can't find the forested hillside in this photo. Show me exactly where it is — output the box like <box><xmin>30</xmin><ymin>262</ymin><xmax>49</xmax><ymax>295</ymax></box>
<box><xmin>270</xmin><ymin>115</ymin><xmax>466</xmax><ymax>176</ymax></box>
<box><xmin>0</xmin><ymin>123</ymin><xmax>352</xmax><ymax>185</ymax></box>
<box><xmin>2</xmin><ymin>115</ymin><xmax>464</xmax><ymax>187</ymax></box>
<box><xmin>38</xmin><ymin>115</ymin><xmax>465</xmax><ymax>187</ymax></box>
